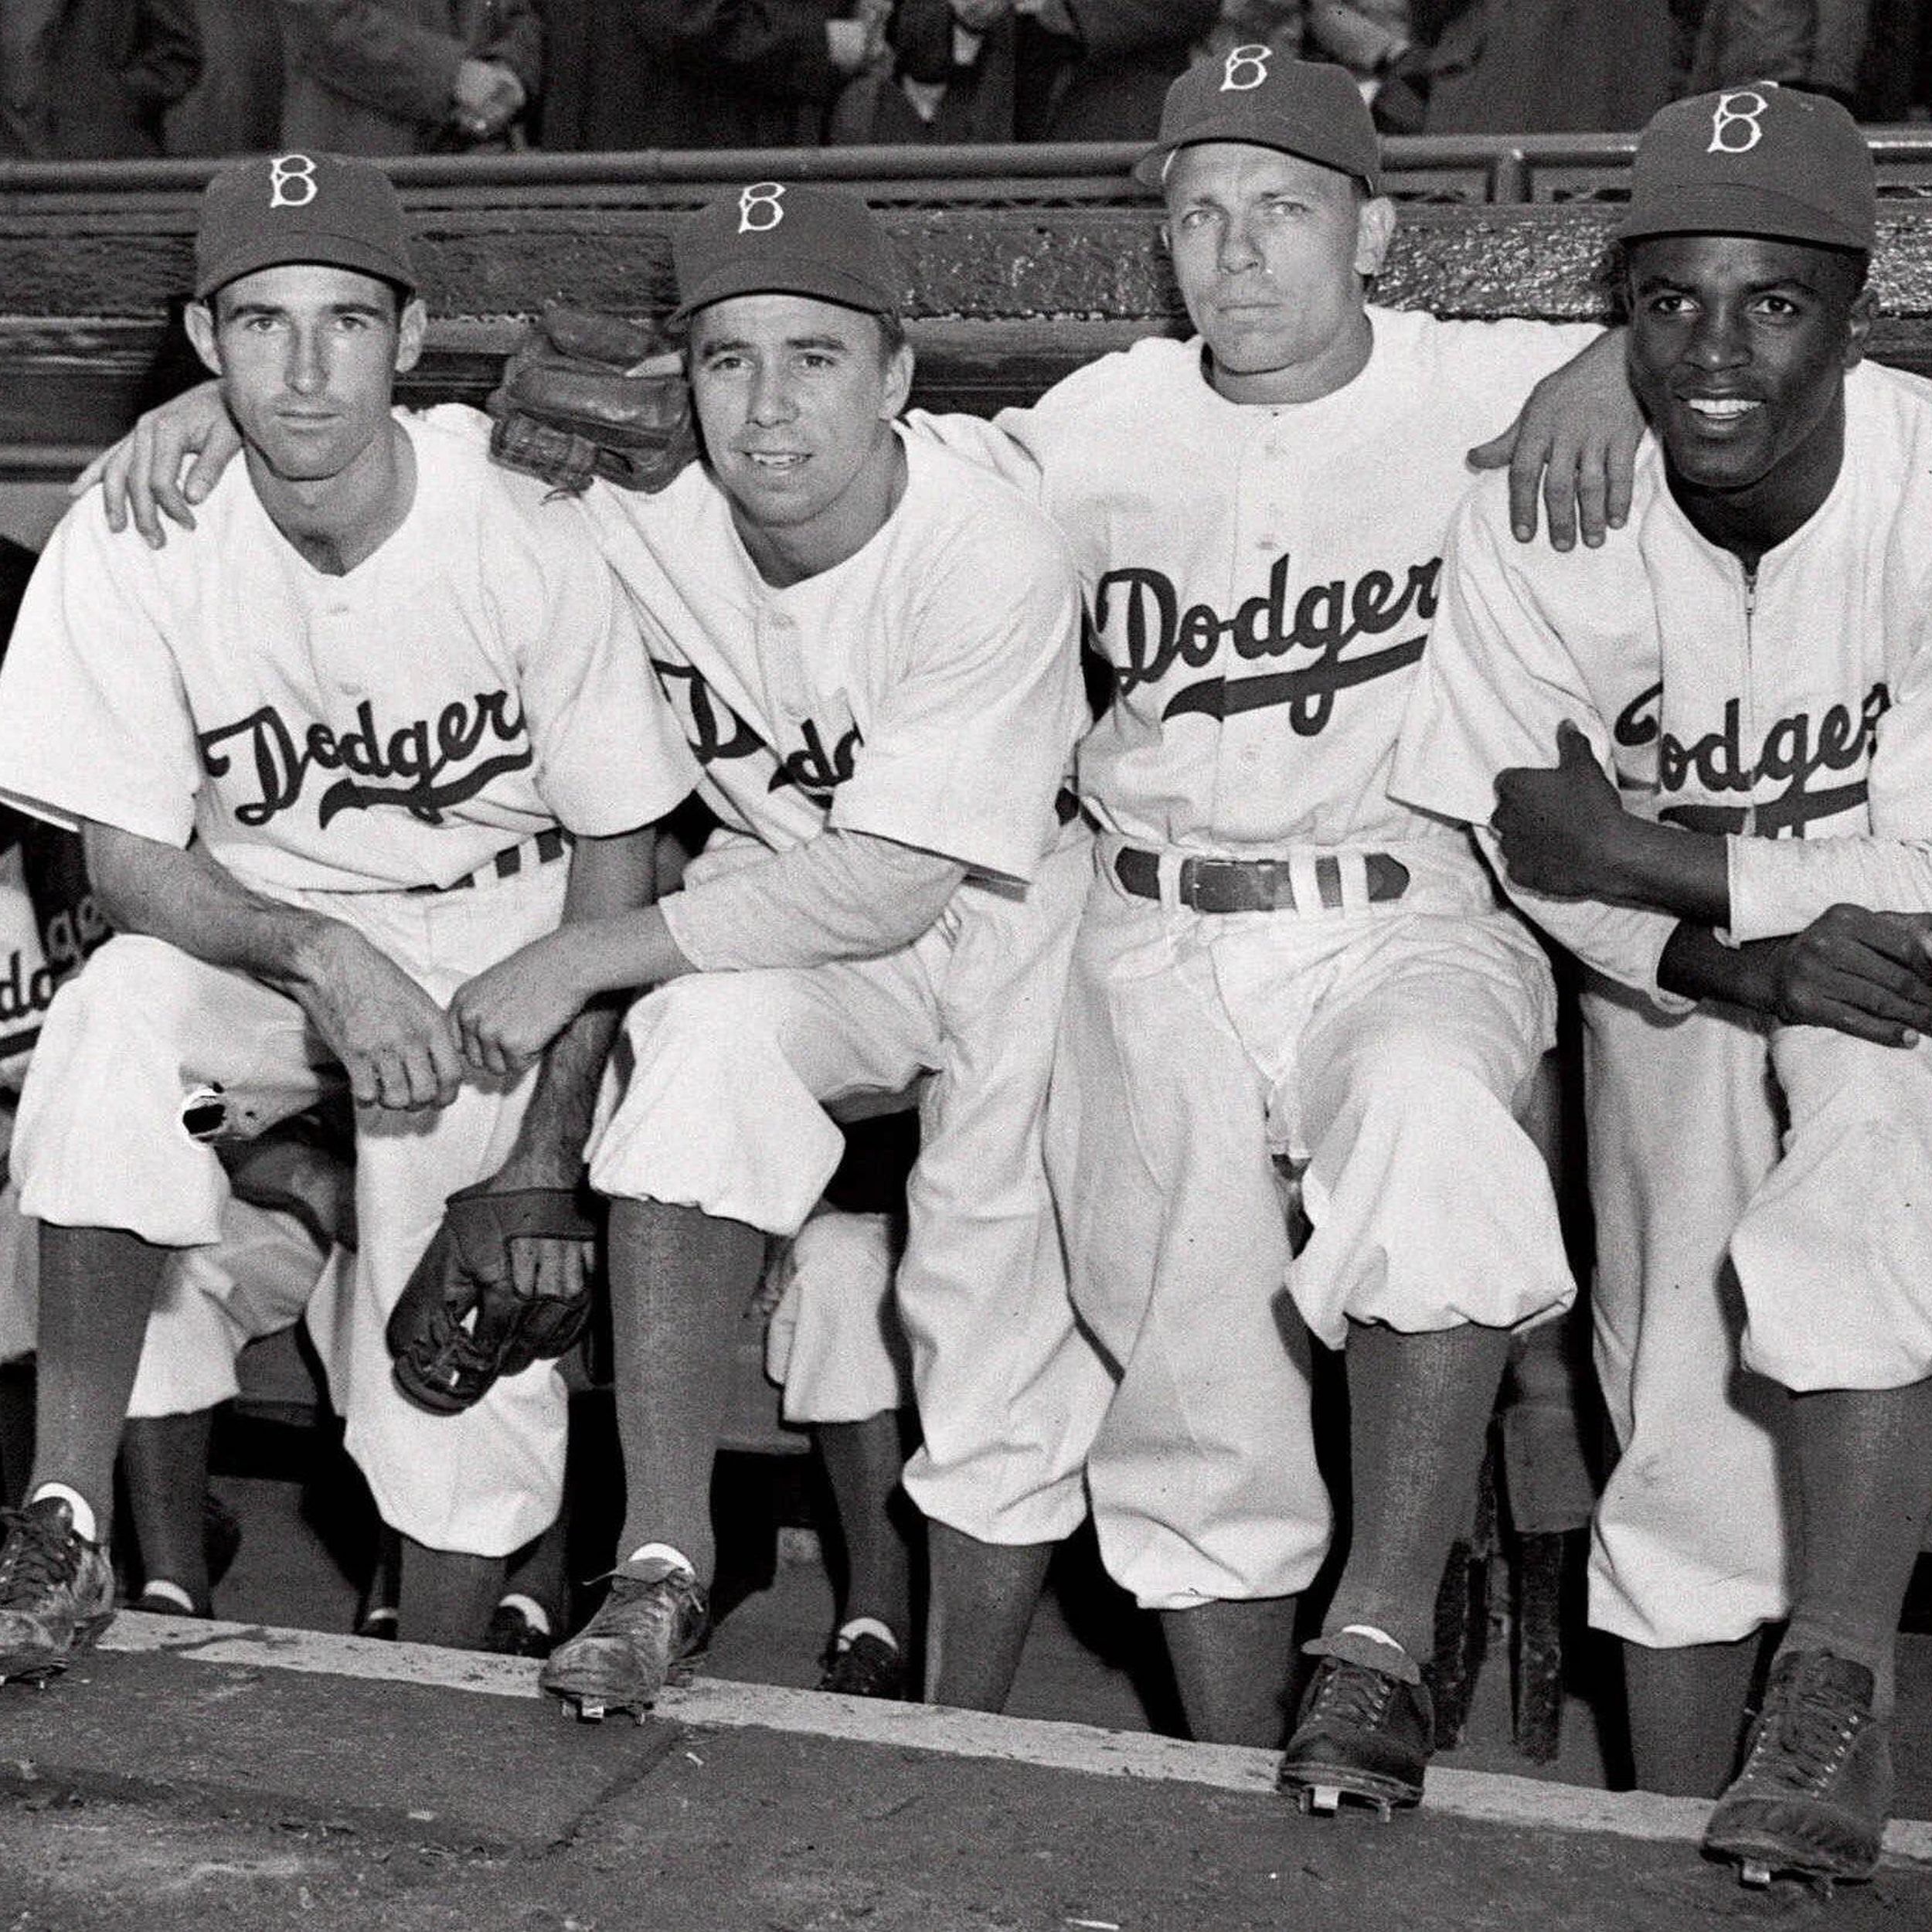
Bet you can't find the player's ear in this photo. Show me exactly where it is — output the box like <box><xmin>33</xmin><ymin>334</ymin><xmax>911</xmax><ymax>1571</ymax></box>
<box><xmin>879</xmin><ymin>341</ymin><xmax>914</xmax><ymax>420</ymax></box>
<box><xmin>393</xmin><ymin>296</ymin><xmax>428</xmax><ymax>375</ymax></box>
<box><xmin>1353</xmin><ymin>194</ymin><xmax>1396</xmax><ymax>279</ymax></box>
<box><xmin>184</xmin><ymin>299</ymin><xmax>223</xmax><ymax>378</ymax></box>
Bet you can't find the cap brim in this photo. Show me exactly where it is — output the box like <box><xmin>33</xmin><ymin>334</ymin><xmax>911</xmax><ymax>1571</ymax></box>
<box><xmin>668</xmin><ymin>257</ymin><xmax>898</xmax><ymax>328</ymax></box>
<box><xmin>1615</xmin><ymin>179</ymin><xmax>1873</xmax><ymax>253</ymax></box>
<box><xmin>196</xmin><ymin>234</ymin><xmax>418</xmax><ymax>301</ymax></box>
<box><xmin>1131</xmin><ymin>121</ymin><xmax>1382</xmax><ymax>192</ymax></box>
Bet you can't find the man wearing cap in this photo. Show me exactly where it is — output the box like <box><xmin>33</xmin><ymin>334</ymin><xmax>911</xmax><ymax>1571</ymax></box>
<box><xmin>887</xmin><ymin>48</ymin><xmax>1632</xmax><ymax>1792</ymax></box>
<box><xmin>1396</xmin><ymin>85</ymin><xmax>1932</xmax><ymax>1883</ymax></box>
<box><xmin>443</xmin><ymin>180</ymin><xmax>1105</xmax><ymax>1719</ymax></box>
<box><xmin>0</xmin><ymin>151</ymin><xmax>696</xmax><ymax>1677</ymax></box>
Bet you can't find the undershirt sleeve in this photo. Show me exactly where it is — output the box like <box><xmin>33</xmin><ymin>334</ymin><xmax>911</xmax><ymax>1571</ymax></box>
<box><xmin>661</xmin><ymin>828</ymin><xmax>965</xmax><ymax>971</ymax></box>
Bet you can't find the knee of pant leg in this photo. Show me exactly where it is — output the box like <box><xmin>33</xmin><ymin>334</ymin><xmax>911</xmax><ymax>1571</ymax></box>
<box><xmin>621</xmin><ymin>973</ymin><xmax>794</xmax><ymax>1084</ymax></box>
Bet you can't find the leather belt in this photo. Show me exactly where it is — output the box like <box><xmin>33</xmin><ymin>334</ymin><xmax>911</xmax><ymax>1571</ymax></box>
<box><xmin>411</xmin><ymin>825</ymin><xmax>573</xmax><ymax>895</ymax></box>
<box><xmin>1112</xmin><ymin>843</ymin><xmax>1409</xmax><ymax>915</ymax></box>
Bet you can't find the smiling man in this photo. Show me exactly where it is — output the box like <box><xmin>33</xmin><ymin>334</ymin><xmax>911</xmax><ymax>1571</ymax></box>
<box><xmin>447</xmin><ymin>184</ymin><xmax>1106</xmax><ymax>1720</ymax></box>
<box><xmin>1395</xmin><ymin>87</ymin><xmax>1932</xmax><ymax>1886</ymax></box>
<box><xmin>0</xmin><ymin>154</ymin><xmax>695</xmax><ymax>1676</ymax></box>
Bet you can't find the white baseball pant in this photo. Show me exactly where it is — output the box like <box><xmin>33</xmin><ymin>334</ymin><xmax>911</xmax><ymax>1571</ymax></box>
<box><xmin>589</xmin><ymin>828</ymin><xmax>1111</xmax><ymax>1546</ymax></box>
<box><xmin>11</xmin><ymin>859</ymin><xmax>571</xmax><ymax>1556</ymax></box>
<box><xmin>1585</xmin><ymin>983</ymin><xmax>1932</xmax><ymax>1650</ymax></box>
<box><xmin>0</xmin><ymin>1172</ymin><xmax>337</xmax><ymax>1417</ymax></box>
<box><xmin>764</xmin><ymin>1207</ymin><xmax>913</xmax><ymax>1425</ymax></box>
<box><xmin>1047</xmin><ymin>840</ymin><xmax>1572</xmax><ymax>1611</ymax></box>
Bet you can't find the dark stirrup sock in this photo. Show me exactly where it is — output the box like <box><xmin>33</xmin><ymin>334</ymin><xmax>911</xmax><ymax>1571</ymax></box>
<box><xmin>1780</xmin><ymin>1378</ymin><xmax>1932</xmax><ymax>1719</ymax></box>
<box><xmin>121</xmin><ymin>1409</ymin><xmax>217</xmax><ymax>1607</ymax></box>
<box><xmin>1321</xmin><ymin>1318</ymin><xmax>1513</xmax><ymax>1663</ymax></box>
<box><xmin>813</xmin><ymin>1410</ymin><xmax>913</xmax><ymax>1641</ymax></box>
<box><xmin>606</xmin><ymin>1198</ymin><xmax>767</xmax><ymax>1588</ymax></box>
<box><xmin>31</xmin><ymin>1223</ymin><xmax>172</xmax><ymax>1541</ymax></box>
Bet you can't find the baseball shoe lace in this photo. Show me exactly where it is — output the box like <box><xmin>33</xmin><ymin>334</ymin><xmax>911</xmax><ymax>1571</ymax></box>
<box><xmin>0</xmin><ymin>1496</ymin><xmax>116</xmax><ymax>1681</ymax></box>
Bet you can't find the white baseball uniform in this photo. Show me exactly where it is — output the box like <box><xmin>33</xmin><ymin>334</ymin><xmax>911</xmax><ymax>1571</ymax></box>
<box><xmin>573</xmin><ymin>428</ymin><xmax>1113</xmax><ymax>1548</ymax></box>
<box><xmin>911</xmin><ymin>308</ymin><xmax>1590</xmax><ymax>1610</ymax></box>
<box><xmin>763</xmin><ymin>1206</ymin><xmax>912</xmax><ymax>1425</ymax></box>
<box><xmin>0</xmin><ymin>406</ymin><xmax>696</xmax><ymax>1556</ymax></box>
<box><xmin>1393</xmin><ymin>358</ymin><xmax>1932</xmax><ymax>1647</ymax></box>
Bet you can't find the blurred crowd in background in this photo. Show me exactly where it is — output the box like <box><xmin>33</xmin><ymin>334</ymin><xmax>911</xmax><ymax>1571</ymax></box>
<box><xmin>2</xmin><ymin>0</ymin><xmax>1930</xmax><ymax>168</ymax></box>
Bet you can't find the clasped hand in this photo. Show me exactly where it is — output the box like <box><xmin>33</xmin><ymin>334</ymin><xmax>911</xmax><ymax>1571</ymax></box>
<box><xmin>1491</xmin><ymin>719</ymin><xmax>1631</xmax><ymax>900</ymax></box>
<box><xmin>297</xmin><ymin>925</ymin><xmax>584</xmax><ymax>1110</ymax></box>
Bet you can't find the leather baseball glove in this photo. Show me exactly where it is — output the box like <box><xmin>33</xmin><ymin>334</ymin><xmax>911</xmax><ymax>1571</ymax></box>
<box><xmin>387</xmin><ymin>1179</ymin><xmax>603</xmax><ymax>1415</ymax></box>
<box><xmin>485</xmin><ymin>302</ymin><xmax>696</xmax><ymax>495</ymax></box>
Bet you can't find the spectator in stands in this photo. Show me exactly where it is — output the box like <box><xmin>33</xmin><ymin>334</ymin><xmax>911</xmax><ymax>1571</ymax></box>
<box><xmin>276</xmin><ymin>0</ymin><xmax>540</xmax><ymax>155</ymax></box>
<box><xmin>1010</xmin><ymin>0</ymin><xmax>1219</xmax><ymax>141</ymax></box>
<box><xmin>1397</xmin><ymin>0</ymin><xmax>1675</xmax><ymax>133</ymax></box>
<box><xmin>541</xmin><ymin>1</ymin><xmax>888</xmax><ymax>151</ymax></box>
<box><xmin>164</xmin><ymin>0</ymin><xmax>285</xmax><ymax>155</ymax></box>
<box><xmin>828</xmin><ymin>0</ymin><xmax>1020</xmax><ymax>145</ymax></box>
<box><xmin>1</xmin><ymin>0</ymin><xmax>201</xmax><ymax>158</ymax></box>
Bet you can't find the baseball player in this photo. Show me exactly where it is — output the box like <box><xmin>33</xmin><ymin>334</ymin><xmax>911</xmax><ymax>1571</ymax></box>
<box><xmin>443</xmin><ymin>182</ymin><xmax>1107</xmax><ymax>1720</ymax></box>
<box><xmin>881</xmin><ymin>51</ymin><xmax>1639</xmax><ymax>1791</ymax></box>
<box><xmin>0</xmin><ymin>152</ymin><xmax>696</xmax><ymax>1679</ymax></box>
<box><xmin>1393</xmin><ymin>87</ymin><xmax>1932</xmax><ymax>1886</ymax></box>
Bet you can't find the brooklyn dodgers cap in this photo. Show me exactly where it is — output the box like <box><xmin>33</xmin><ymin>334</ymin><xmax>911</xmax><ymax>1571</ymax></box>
<box><xmin>1133</xmin><ymin>50</ymin><xmax>1382</xmax><ymax>195</ymax></box>
<box><xmin>195</xmin><ymin>152</ymin><xmax>420</xmax><ymax>300</ymax></box>
<box><xmin>670</xmin><ymin>182</ymin><xmax>905</xmax><ymax>325</ymax></box>
<box><xmin>1618</xmin><ymin>83</ymin><xmax>1876</xmax><ymax>253</ymax></box>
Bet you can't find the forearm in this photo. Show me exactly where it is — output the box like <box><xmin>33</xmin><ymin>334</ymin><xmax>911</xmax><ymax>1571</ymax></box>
<box><xmin>1657</xmin><ymin>921</ymin><xmax>1775</xmax><ymax>1010</ymax></box>
<box><xmin>1596</xmin><ymin>816</ymin><xmax>1731</xmax><ymax>925</ymax></box>
<box><xmin>1476</xmin><ymin>825</ymin><xmax>1688</xmax><ymax>1002</ymax></box>
<box><xmin>83</xmin><ymin>821</ymin><xmax>341</xmax><ymax>993</ymax></box>
<box><xmin>662</xmin><ymin>830</ymin><xmax>967</xmax><ymax>972</ymax></box>
<box><xmin>498</xmin><ymin>828</ymin><xmax>657</xmax><ymax>1183</ymax></box>
<box><xmin>1728</xmin><ymin>836</ymin><xmax>1932</xmax><ymax>942</ymax></box>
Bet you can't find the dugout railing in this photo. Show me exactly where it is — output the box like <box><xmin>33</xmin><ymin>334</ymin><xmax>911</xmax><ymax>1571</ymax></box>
<box><xmin>10</xmin><ymin>128</ymin><xmax>1932</xmax><ymax>477</ymax></box>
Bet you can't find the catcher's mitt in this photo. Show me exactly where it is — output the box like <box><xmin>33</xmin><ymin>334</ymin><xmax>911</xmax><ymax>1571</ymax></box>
<box><xmin>387</xmin><ymin>1179</ymin><xmax>603</xmax><ymax>1416</ymax></box>
<box><xmin>485</xmin><ymin>302</ymin><xmax>695</xmax><ymax>495</ymax></box>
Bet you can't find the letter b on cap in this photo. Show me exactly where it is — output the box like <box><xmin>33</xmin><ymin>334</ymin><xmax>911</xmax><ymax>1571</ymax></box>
<box><xmin>268</xmin><ymin>154</ymin><xmax>318</xmax><ymax>209</ymax></box>
<box><xmin>738</xmin><ymin>182</ymin><xmax>786</xmax><ymax>234</ymax></box>
<box><xmin>1709</xmin><ymin>90</ymin><xmax>1770</xmax><ymax>155</ymax></box>
<box><xmin>1222</xmin><ymin>44</ymin><xmax>1270</xmax><ymax>91</ymax></box>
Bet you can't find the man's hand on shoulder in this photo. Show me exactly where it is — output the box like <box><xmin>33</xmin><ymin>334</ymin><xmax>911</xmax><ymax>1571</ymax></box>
<box><xmin>287</xmin><ymin>920</ymin><xmax>465</xmax><ymax>1111</ymax></box>
<box><xmin>1468</xmin><ymin>327</ymin><xmax>1641</xmax><ymax>553</ymax></box>
<box><xmin>67</xmin><ymin>380</ymin><xmax>239</xmax><ymax>549</ymax></box>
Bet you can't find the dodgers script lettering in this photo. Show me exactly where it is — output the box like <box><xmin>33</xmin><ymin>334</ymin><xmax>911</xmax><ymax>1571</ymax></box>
<box><xmin>199</xmin><ymin>691</ymin><xmax>530</xmax><ymax>828</ymax></box>
<box><xmin>1613</xmin><ymin>679</ymin><xmax>1890</xmax><ymax>837</ymax></box>
<box><xmin>1092</xmin><ymin>550</ymin><xmax>1439</xmax><ymax>733</ymax></box>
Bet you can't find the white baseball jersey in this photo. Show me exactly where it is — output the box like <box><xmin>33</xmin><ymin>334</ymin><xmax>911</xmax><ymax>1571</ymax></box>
<box><xmin>0</xmin><ymin>406</ymin><xmax>696</xmax><ymax>893</ymax></box>
<box><xmin>1393</xmin><ymin>356</ymin><xmax>1932</xmax><ymax>1649</ymax></box>
<box><xmin>907</xmin><ymin>311</ymin><xmax>1594</xmax><ymax>1610</ymax></box>
<box><xmin>573</xmin><ymin>427</ymin><xmax>1086</xmax><ymax>882</ymax></box>
<box><xmin>1394</xmin><ymin>359</ymin><xmax>1932</xmax><ymax>966</ymax></box>
<box><xmin>916</xmin><ymin>307</ymin><xmax>1596</xmax><ymax>854</ymax></box>
<box><xmin>575</xmin><ymin>429</ymin><xmax>1107</xmax><ymax>1549</ymax></box>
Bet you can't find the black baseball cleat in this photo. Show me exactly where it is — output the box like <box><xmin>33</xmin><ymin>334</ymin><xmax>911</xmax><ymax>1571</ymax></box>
<box><xmin>816</xmin><ymin>1629</ymin><xmax>909</xmax><ymax>1701</ymax></box>
<box><xmin>1702</xmin><ymin>1650</ymin><xmax>1889</xmax><ymax>1892</ymax></box>
<box><xmin>1277</xmin><ymin>1655</ymin><xmax>1433</xmax><ymax>1820</ymax></box>
<box><xmin>0</xmin><ymin>1496</ymin><xmax>117</xmax><ymax>1684</ymax></box>
<box><xmin>539</xmin><ymin>1558</ymin><xmax>709</xmax><ymax>1723</ymax></box>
